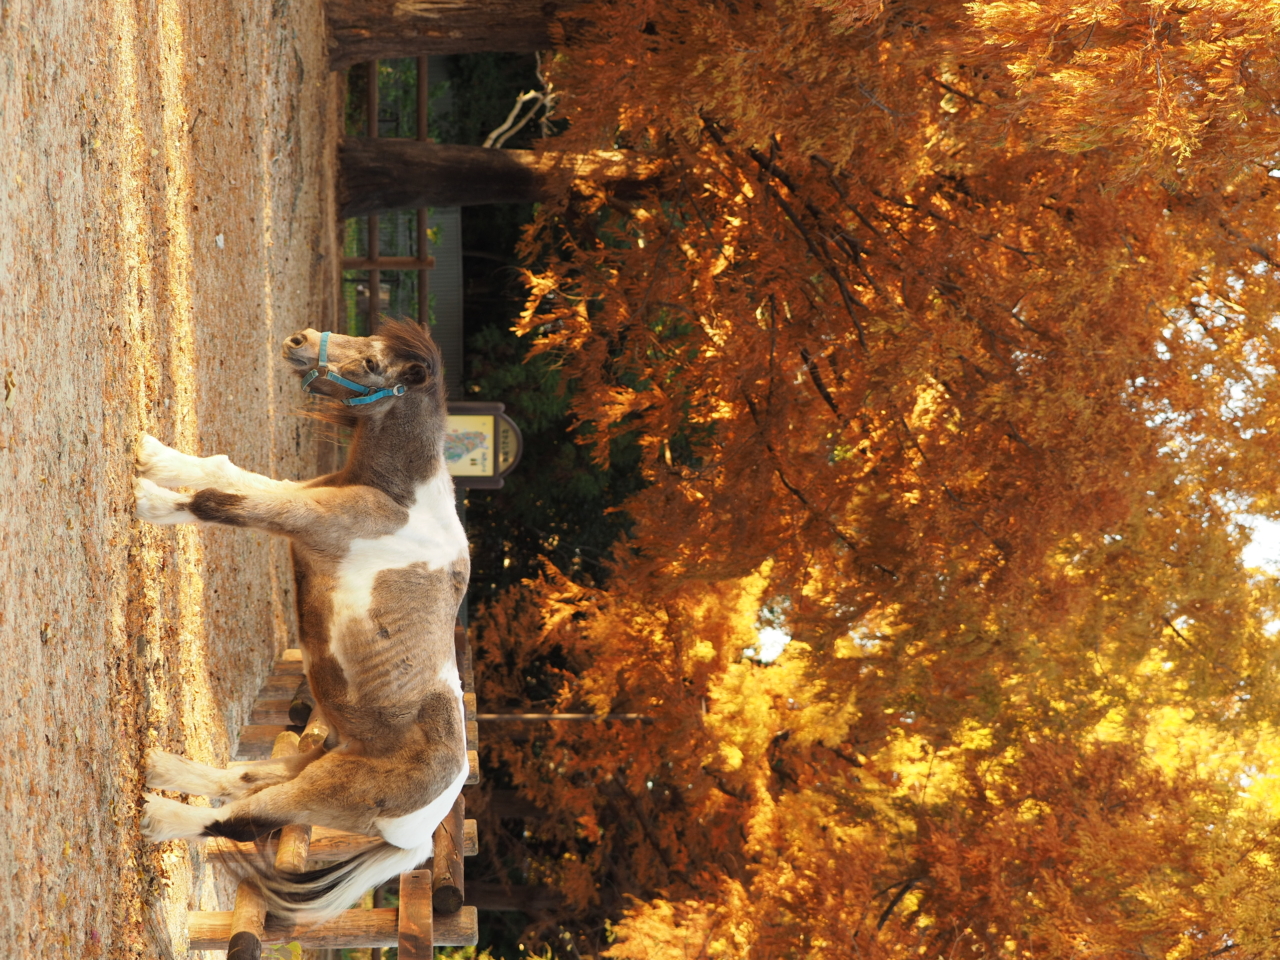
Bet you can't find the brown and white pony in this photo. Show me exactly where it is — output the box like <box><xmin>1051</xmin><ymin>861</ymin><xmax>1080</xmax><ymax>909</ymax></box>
<box><xmin>134</xmin><ymin>321</ymin><xmax>469</xmax><ymax>921</ymax></box>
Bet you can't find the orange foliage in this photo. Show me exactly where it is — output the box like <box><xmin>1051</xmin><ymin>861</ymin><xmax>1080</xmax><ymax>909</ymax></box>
<box><xmin>474</xmin><ymin>1</ymin><xmax>1280</xmax><ymax>956</ymax></box>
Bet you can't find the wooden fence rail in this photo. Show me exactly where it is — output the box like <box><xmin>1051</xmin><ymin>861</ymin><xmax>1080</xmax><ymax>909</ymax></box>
<box><xmin>198</xmin><ymin>622</ymin><xmax>480</xmax><ymax>955</ymax></box>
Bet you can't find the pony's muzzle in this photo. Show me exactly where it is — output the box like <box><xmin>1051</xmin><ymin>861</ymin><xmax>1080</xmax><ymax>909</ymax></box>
<box><xmin>283</xmin><ymin>328</ymin><xmax>321</xmax><ymax>367</ymax></box>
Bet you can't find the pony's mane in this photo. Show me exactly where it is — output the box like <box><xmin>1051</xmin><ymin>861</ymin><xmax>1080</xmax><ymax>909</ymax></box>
<box><xmin>378</xmin><ymin>317</ymin><xmax>440</xmax><ymax>367</ymax></box>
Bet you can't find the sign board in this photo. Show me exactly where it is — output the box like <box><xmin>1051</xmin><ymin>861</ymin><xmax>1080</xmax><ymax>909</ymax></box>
<box><xmin>445</xmin><ymin>414</ymin><xmax>495</xmax><ymax>477</ymax></box>
<box><xmin>445</xmin><ymin>402</ymin><xmax>523</xmax><ymax>489</ymax></box>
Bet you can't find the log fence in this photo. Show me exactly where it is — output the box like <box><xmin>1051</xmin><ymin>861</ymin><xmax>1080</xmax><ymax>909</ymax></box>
<box><xmin>194</xmin><ymin>625</ymin><xmax>481</xmax><ymax>956</ymax></box>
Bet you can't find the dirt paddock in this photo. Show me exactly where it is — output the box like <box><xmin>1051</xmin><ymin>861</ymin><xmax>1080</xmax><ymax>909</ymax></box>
<box><xmin>0</xmin><ymin>0</ymin><xmax>341</xmax><ymax>954</ymax></box>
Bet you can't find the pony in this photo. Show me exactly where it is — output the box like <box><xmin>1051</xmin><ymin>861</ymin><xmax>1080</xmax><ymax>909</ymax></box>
<box><xmin>133</xmin><ymin>320</ymin><xmax>469</xmax><ymax>922</ymax></box>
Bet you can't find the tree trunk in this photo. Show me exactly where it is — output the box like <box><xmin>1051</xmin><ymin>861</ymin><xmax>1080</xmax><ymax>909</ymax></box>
<box><xmin>465</xmin><ymin>882</ymin><xmax>564</xmax><ymax>913</ymax></box>
<box><xmin>339</xmin><ymin>139</ymin><xmax>663</xmax><ymax>217</ymax></box>
<box><xmin>325</xmin><ymin>0</ymin><xmax>590</xmax><ymax>70</ymax></box>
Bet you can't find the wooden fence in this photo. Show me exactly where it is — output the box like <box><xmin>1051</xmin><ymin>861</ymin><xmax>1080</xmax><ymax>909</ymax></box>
<box><xmin>193</xmin><ymin>632</ymin><xmax>481</xmax><ymax>956</ymax></box>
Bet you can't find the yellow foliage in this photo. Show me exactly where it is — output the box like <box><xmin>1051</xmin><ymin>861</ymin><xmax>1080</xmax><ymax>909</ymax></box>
<box><xmin>471</xmin><ymin>0</ymin><xmax>1280</xmax><ymax>954</ymax></box>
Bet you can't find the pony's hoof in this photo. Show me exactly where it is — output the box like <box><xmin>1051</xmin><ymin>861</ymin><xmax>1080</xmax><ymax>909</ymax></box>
<box><xmin>136</xmin><ymin>434</ymin><xmax>201</xmax><ymax>489</ymax></box>
<box><xmin>135</xmin><ymin>434</ymin><xmax>173</xmax><ymax>478</ymax></box>
<box><xmin>145</xmin><ymin>748</ymin><xmax>237</xmax><ymax>798</ymax></box>
<box><xmin>140</xmin><ymin>793</ymin><xmax>214</xmax><ymax>842</ymax></box>
<box><xmin>145</xmin><ymin>748</ymin><xmax>192</xmax><ymax>792</ymax></box>
<box><xmin>134</xmin><ymin>477</ymin><xmax>193</xmax><ymax>525</ymax></box>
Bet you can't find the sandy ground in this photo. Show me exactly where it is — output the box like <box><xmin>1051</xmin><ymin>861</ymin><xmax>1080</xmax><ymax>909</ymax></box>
<box><xmin>0</xmin><ymin>0</ymin><xmax>340</xmax><ymax>955</ymax></box>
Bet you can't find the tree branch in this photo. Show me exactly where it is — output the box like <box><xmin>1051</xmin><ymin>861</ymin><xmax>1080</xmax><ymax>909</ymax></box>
<box><xmin>701</xmin><ymin>119</ymin><xmax>870</xmax><ymax>350</ymax></box>
<box><xmin>877</xmin><ymin>878</ymin><xmax>922</xmax><ymax>930</ymax></box>
<box><xmin>608</xmin><ymin>771</ymin><xmax>687</xmax><ymax>882</ymax></box>
<box><xmin>800</xmin><ymin>347</ymin><xmax>847</xmax><ymax>423</ymax></box>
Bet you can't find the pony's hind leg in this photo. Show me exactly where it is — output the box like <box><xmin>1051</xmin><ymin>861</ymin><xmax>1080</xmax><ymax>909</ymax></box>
<box><xmin>142</xmin><ymin>757</ymin><xmax>328</xmax><ymax>842</ymax></box>
<box><xmin>143</xmin><ymin>747</ymin><xmax>409</xmax><ymax>844</ymax></box>
<box><xmin>141</xmin><ymin>791</ymin><xmax>292</xmax><ymax>843</ymax></box>
<box><xmin>143</xmin><ymin>766</ymin><xmax>367</xmax><ymax>844</ymax></box>
<box><xmin>141</xmin><ymin>793</ymin><xmax>222</xmax><ymax>841</ymax></box>
<box><xmin>145</xmin><ymin>746</ymin><xmax>322</xmax><ymax>801</ymax></box>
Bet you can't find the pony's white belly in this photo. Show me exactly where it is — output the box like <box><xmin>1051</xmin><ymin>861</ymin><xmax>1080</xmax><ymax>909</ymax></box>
<box><xmin>328</xmin><ymin>471</ymin><xmax>467</xmax><ymax>680</ymax></box>
<box><xmin>374</xmin><ymin>757</ymin><xmax>470</xmax><ymax>849</ymax></box>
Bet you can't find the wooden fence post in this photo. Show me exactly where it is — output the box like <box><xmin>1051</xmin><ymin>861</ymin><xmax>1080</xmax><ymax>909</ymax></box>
<box><xmin>197</xmin><ymin>634</ymin><xmax>482</xmax><ymax>954</ymax></box>
<box><xmin>432</xmin><ymin>796</ymin><xmax>465</xmax><ymax>913</ymax></box>
<box><xmin>397</xmin><ymin>869</ymin><xmax>434</xmax><ymax>959</ymax></box>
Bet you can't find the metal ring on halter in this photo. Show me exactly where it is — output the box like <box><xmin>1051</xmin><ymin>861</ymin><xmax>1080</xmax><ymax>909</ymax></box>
<box><xmin>301</xmin><ymin>331</ymin><xmax>407</xmax><ymax>406</ymax></box>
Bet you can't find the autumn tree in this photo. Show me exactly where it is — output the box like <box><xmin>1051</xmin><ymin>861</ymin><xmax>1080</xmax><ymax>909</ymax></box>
<box><xmin>466</xmin><ymin>1</ymin><xmax>1280</xmax><ymax>957</ymax></box>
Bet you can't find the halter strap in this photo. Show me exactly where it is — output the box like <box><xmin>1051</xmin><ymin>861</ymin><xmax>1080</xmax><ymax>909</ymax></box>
<box><xmin>301</xmin><ymin>331</ymin><xmax>407</xmax><ymax>406</ymax></box>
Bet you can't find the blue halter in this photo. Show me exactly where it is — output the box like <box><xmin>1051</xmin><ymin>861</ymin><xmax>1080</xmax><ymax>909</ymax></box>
<box><xmin>300</xmin><ymin>331</ymin><xmax>407</xmax><ymax>406</ymax></box>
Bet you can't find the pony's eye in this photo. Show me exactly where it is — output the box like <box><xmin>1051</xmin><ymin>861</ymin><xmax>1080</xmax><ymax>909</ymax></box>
<box><xmin>363</xmin><ymin>359</ymin><xmax>379</xmax><ymax>373</ymax></box>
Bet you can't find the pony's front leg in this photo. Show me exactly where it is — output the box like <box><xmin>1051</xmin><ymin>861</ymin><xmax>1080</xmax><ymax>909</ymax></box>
<box><xmin>134</xmin><ymin>477</ymin><xmax>197</xmax><ymax>524</ymax></box>
<box><xmin>134</xmin><ymin>479</ymin><xmax>284</xmax><ymax>528</ymax></box>
<box><xmin>137</xmin><ymin>434</ymin><xmax>300</xmax><ymax>494</ymax></box>
<box><xmin>137</xmin><ymin>483</ymin><xmax>406</xmax><ymax>542</ymax></box>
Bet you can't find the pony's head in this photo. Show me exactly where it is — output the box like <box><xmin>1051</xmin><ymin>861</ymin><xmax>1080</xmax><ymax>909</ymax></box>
<box><xmin>283</xmin><ymin>321</ymin><xmax>444</xmax><ymax>417</ymax></box>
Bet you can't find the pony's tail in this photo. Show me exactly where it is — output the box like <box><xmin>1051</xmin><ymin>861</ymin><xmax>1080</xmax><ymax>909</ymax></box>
<box><xmin>226</xmin><ymin>837</ymin><xmax>434</xmax><ymax>925</ymax></box>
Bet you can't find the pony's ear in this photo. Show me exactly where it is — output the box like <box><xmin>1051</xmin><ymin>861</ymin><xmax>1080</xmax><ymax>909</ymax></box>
<box><xmin>401</xmin><ymin>362</ymin><xmax>428</xmax><ymax>386</ymax></box>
